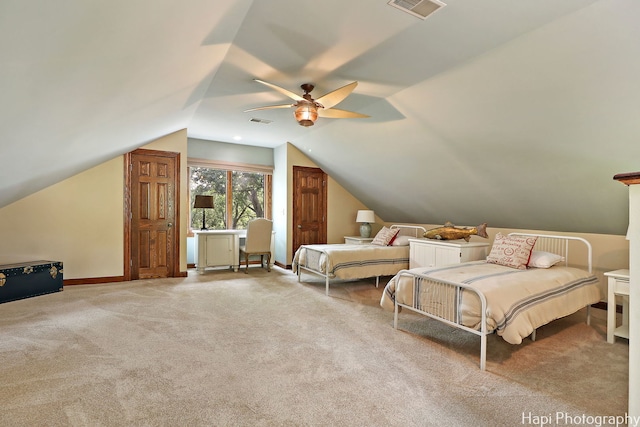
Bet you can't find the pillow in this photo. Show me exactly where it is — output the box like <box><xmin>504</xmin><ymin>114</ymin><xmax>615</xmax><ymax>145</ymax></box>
<box><xmin>527</xmin><ymin>251</ymin><xmax>564</xmax><ymax>268</ymax></box>
<box><xmin>371</xmin><ymin>226</ymin><xmax>400</xmax><ymax>246</ymax></box>
<box><xmin>486</xmin><ymin>233</ymin><xmax>537</xmax><ymax>270</ymax></box>
<box><xmin>391</xmin><ymin>235</ymin><xmax>412</xmax><ymax>246</ymax></box>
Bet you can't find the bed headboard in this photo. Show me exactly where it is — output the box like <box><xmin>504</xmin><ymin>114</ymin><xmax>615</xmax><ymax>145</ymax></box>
<box><xmin>390</xmin><ymin>224</ymin><xmax>427</xmax><ymax>238</ymax></box>
<box><xmin>508</xmin><ymin>233</ymin><xmax>593</xmax><ymax>273</ymax></box>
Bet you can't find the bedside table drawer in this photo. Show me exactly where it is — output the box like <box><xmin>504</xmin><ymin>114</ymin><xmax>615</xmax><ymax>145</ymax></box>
<box><xmin>614</xmin><ymin>279</ymin><xmax>629</xmax><ymax>295</ymax></box>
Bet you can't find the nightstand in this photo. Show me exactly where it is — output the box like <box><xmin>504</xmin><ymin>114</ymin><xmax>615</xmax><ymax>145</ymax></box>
<box><xmin>606</xmin><ymin>269</ymin><xmax>630</xmax><ymax>343</ymax></box>
<box><xmin>344</xmin><ymin>236</ymin><xmax>374</xmax><ymax>245</ymax></box>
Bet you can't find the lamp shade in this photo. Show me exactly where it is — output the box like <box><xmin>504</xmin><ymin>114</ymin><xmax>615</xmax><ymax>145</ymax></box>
<box><xmin>356</xmin><ymin>210</ymin><xmax>375</xmax><ymax>223</ymax></box>
<box><xmin>294</xmin><ymin>103</ymin><xmax>318</xmax><ymax>127</ymax></box>
<box><xmin>193</xmin><ymin>195</ymin><xmax>214</xmax><ymax>209</ymax></box>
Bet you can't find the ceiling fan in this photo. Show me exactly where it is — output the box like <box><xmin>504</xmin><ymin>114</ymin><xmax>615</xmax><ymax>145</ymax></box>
<box><xmin>245</xmin><ymin>79</ymin><xmax>369</xmax><ymax>127</ymax></box>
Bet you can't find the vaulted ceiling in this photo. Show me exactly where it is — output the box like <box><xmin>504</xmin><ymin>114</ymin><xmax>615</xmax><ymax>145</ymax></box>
<box><xmin>1</xmin><ymin>0</ymin><xmax>638</xmax><ymax>235</ymax></box>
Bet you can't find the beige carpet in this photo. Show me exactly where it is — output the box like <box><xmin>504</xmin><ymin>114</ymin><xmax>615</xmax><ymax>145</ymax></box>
<box><xmin>0</xmin><ymin>266</ymin><xmax>629</xmax><ymax>426</ymax></box>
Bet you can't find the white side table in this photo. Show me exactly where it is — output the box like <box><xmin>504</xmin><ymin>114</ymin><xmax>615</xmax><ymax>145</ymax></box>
<box><xmin>194</xmin><ymin>230</ymin><xmax>243</xmax><ymax>273</ymax></box>
<box><xmin>344</xmin><ymin>236</ymin><xmax>374</xmax><ymax>245</ymax></box>
<box><xmin>605</xmin><ymin>269</ymin><xmax>630</xmax><ymax>343</ymax></box>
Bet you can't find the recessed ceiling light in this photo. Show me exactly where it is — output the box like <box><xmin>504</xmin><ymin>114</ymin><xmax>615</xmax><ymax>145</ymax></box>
<box><xmin>233</xmin><ymin>135</ymin><xmax>242</xmax><ymax>141</ymax></box>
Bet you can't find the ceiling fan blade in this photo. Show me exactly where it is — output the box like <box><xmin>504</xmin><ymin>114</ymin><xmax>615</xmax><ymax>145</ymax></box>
<box><xmin>244</xmin><ymin>104</ymin><xmax>293</xmax><ymax>113</ymax></box>
<box><xmin>315</xmin><ymin>81</ymin><xmax>358</xmax><ymax>109</ymax></box>
<box><xmin>254</xmin><ymin>79</ymin><xmax>304</xmax><ymax>101</ymax></box>
<box><xmin>318</xmin><ymin>108</ymin><xmax>369</xmax><ymax>119</ymax></box>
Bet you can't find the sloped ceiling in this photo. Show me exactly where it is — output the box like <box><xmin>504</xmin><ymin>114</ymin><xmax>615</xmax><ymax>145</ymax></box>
<box><xmin>1</xmin><ymin>0</ymin><xmax>638</xmax><ymax>235</ymax></box>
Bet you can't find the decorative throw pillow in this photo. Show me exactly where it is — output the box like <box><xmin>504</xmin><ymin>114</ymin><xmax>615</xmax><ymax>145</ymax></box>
<box><xmin>527</xmin><ymin>251</ymin><xmax>564</xmax><ymax>268</ymax></box>
<box><xmin>371</xmin><ymin>226</ymin><xmax>400</xmax><ymax>246</ymax></box>
<box><xmin>391</xmin><ymin>235</ymin><xmax>412</xmax><ymax>246</ymax></box>
<box><xmin>486</xmin><ymin>233</ymin><xmax>537</xmax><ymax>270</ymax></box>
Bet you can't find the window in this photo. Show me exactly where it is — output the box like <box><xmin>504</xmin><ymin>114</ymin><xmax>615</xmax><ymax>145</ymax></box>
<box><xmin>188</xmin><ymin>160</ymin><xmax>272</xmax><ymax>231</ymax></box>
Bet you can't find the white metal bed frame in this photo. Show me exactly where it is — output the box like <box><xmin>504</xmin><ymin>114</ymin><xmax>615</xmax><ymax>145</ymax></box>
<box><xmin>296</xmin><ymin>224</ymin><xmax>427</xmax><ymax>296</ymax></box>
<box><xmin>392</xmin><ymin>233</ymin><xmax>594</xmax><ymax>371</ymax></box>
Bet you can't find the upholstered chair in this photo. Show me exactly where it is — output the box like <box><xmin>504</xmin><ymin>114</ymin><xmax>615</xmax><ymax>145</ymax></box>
<box><xmin>239</xmin><ymin>218</ymin><xmax>273</xmax><ymax>273</ymax></box>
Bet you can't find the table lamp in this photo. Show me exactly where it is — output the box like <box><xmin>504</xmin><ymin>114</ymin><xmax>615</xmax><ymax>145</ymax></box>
<box><xmin>356</xmin><ymin>210</ymin><xmax>375</xmax><ymax>238</ymax></box>
<box><xmin>193</xmin><ymin>195</ymin><xmax>215</xmax><ymax>230</ymax></box>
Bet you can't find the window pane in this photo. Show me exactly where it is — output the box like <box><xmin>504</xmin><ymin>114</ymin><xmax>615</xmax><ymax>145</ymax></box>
<box><xmin>190</xmin><ymin>166</ymin><xmax>267</xmax><ymax>231</ymax></box>
<box><xmin>190</xmin><ymin>167</ymin><xmax>227</xmax><ymax>229</ymax></box>
<box><xmin>231</xmin><ymin>171</ymin><xmax>264</xmax><ymax>229</ymax></box>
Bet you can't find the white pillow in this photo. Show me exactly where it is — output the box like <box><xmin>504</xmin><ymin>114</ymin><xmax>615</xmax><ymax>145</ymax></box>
<box><xmin>391</xmin><ymin>235</ymin><xmax>412</xmax><ymax>246</ymax></box>
<box><xmin>527</xmin><ymin>251</ymin><xmax>564</xmax><ymax>268</ymax></box>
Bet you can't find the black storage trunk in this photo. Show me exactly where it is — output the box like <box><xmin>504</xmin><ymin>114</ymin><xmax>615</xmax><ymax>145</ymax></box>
<box><xmin>0</xmin><ymin>260</ymin><xmax>63</xmax><ymax>304</ymax></box>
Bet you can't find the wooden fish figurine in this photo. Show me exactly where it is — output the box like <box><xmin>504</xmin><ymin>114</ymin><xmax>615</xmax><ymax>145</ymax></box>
<box><xmin>424</xmin><ymin>222</ymin><xmax>488</xmax><ymax>242</ymax></box>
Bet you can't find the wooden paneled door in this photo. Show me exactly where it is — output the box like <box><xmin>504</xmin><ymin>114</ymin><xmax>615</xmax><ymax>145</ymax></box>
<box><xmin>125</xmin><ymin>149</ymin><xmax>180</xmax><ymax>280</ymax></box>
<box><xmin>292</xmin><ymin>166</ymin><xmax>327</xmax><ymax>256</ymax></box>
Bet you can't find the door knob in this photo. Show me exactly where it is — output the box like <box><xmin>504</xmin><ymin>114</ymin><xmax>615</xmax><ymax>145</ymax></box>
<box><xmin>297</xmin><ymin>224</ymin><xmax>302</xmax><ymax>229</ymax></box>
<box><xmin>168</xmin><ymin>223</ymin><xmax>173</xmax><ymax>227</ymax></box>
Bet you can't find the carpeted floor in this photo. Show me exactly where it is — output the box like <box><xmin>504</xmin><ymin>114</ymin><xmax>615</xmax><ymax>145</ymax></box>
<box><xmin>0</xmin><ymin>266</ymin><xmax>629</xmax><ymax>426</ymax></box>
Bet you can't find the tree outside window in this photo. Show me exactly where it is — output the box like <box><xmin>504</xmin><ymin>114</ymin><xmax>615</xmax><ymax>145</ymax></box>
<box><xmin>190</xmin><ymin>167</ymin><xmax>266</xmax><ymax>230</ymax></box>
<box><xmin>231</xmin><ymin>171</ymin><xmax>264</xmax><ymax>228</ymax></box>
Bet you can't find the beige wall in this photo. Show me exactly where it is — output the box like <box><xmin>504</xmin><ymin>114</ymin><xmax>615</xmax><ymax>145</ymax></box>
<box><xmin>0</xmin><ymin>129</ymin><xmax>188</xmax><ymax>280</ymax></box>
<box><xmin>279</xmin><ymin>143</ymin><xmax>374</xmax><ymax>265</ymax></box>
<box><xmin>0</xmin><ymin>157</ymin><xmax>125</xmax><ymax>279</ymax></box>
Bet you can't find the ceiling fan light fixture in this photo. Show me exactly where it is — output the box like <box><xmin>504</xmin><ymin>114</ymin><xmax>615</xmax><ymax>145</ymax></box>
<box><xmin>248</xmin><ymin>79</ymin><xmax>367</xmax><ymax>126</ymax></box>
<box><xmin>294</xmin><ymin>103</ymin><xmax>318</xmax><ymax>127</ymax></box>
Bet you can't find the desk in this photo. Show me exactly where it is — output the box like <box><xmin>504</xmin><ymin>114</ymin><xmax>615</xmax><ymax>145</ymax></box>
<box><xmin>606</xmin><ymin>269</ymin><xmax>630</xmax><ymax>343</ymax></box>
<box><xmin>194</xmin><ymin>230</ymin><xmax>275</xmax><ymax>273</ymax></box>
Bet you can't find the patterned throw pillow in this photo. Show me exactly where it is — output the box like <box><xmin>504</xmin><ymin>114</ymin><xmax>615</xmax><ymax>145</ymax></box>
<box><xmin>486</xmin><ymin>233</ymin><xmax>537</xmax><ymax>270</ymax></box>
<box><xmin>371</xmin><ymin>226</ymin><xmax>400</xmax><ymax>246</ymax></box>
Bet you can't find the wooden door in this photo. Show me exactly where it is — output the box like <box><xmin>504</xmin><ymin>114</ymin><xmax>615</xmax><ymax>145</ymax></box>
<box><xmin>125</xmin><ymin>149</ymin><xmax>180</xmax><ymax>280</ymax></box>
<box><xmin>292</xmin><ymin>166</ymin><xmax>327</xmax><ymax>255</ymax></box>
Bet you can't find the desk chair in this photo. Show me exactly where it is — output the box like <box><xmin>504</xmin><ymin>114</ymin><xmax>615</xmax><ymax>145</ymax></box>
<box><xmin>239</xmin><ymin>218</ymin><xmax>273</xmax><ymax>273</ymax></box>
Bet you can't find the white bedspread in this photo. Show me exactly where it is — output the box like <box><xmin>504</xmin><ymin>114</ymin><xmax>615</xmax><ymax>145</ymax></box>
<box><xmin>380</xmin><ymin>261</ymin><xmax>601</xmax><ymax>344</ymax></box>
<box><xmin>292</xmin><ymin>244</ymin><xmax>409</xmax><ymax>280</ymax></box>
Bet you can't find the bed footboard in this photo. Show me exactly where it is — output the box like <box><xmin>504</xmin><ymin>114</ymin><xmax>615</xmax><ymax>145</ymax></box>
<box><xmin>392</xmin><ymin>270</ymin><xmax>490</xmax><ymax>371</ymax></box>
<box><xmin>296</xmin><ymin>250</ymin><xmax>381</xmax><ymax>296</ymax></box>
<box><xmin>296</xmin><ymin>246</ymin><xmax>334</xmax><ymax>295</ymax></box>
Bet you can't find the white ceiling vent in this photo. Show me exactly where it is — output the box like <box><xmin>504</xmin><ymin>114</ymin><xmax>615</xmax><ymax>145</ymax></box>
<box><xmin>249</xmin><ymin>118</ymin><xmax>272</xmax><ymax>124</ymax></box>
<box><xmin>387</xmin><ymin>0</ymin><xmax>446</xmax><ymax>20</ymax></box>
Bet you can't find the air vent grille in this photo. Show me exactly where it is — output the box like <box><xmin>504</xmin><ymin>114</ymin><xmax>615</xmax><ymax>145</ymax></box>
<box><xmin>387</xmin><ymin>0</ymin><xmax>446</xmax><ymax>20</ymax></box>
<box><xmin>249</xmin><ymin>118</ymin><xmax>273</xmax><ymax>124</ymax></box>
